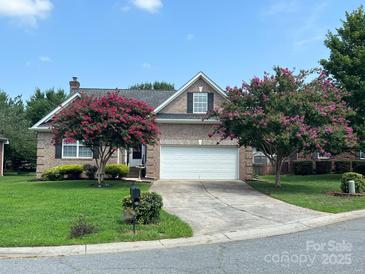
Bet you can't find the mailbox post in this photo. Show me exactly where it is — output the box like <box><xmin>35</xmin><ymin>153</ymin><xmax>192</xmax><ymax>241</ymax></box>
<box><xmin>130</xmin><ymin>184</ymin><xmax>141</xmax><ymax>234</ymax></box>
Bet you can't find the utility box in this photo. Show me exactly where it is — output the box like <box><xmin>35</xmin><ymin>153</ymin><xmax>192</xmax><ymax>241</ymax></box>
<box><xmin>348</xmin><ymin>180</ymin><xmax>356</xmax><ymax>194</ymax></box>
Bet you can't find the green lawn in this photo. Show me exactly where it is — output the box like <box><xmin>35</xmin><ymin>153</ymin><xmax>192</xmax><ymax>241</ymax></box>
<box><xmin>0</xmin><ymin>174</ymin><xmax>192</xmax><ymax>247</ymax></box>
<box><xmin>248</xmin><ymin>174</ymin><xmax>365</xmax><ymax>213</ymax></box>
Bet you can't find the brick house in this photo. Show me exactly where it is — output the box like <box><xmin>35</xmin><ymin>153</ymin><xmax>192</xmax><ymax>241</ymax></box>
<box><xmin>252</xmin><ymin>149</ymin><xmax>365</xmax><ymax>175</ymax></box>
<box><xmin>31</xmin><ymin>72</ymin><xmax>253</xmax><ymax>180</ymax></box>
<box><xmin>0</xmin><ymin>135</ymin><xmax>9</xmax><ymax>176</ymax></box>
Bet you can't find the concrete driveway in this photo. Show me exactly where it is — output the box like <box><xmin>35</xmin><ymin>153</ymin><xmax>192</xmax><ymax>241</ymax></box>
<box><xmin>151</xmin><ymin>180</ymin><xmax>328</xmax><ymax>236</ymax></box>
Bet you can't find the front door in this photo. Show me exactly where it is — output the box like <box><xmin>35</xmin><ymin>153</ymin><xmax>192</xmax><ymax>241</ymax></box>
<box><xmin>129</xmin><ymin>145</ymin><xmax>144</xmax><ymax>167</ymax></box>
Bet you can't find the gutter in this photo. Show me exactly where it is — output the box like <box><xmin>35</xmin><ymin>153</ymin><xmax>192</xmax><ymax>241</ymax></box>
<box><xmin>156</xmin><ymin>119</ymin><xmax>220</xmax><ymax>124</ymax></box>
<box><xmin>29</xmin><ymin>127</ymin><xmax>52</xmax><ymax>132</ymax></box>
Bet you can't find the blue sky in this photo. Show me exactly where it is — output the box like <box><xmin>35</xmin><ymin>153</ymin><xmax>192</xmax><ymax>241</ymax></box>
<box><xmin>0</xmin><ymin>0</ymin><xmax>363</xmax><ymax>99</ymax></box>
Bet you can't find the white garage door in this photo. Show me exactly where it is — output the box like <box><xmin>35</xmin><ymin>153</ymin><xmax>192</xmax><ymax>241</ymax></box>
<box><xmin>160</xmin><ymin>146</ymin><xmax>238</xmax><ymax>180</ymax></box>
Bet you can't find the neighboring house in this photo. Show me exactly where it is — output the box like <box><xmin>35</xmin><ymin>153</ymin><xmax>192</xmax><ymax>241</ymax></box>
<box><xmin>252</xmin><ymin>148</ymin><xmax>272</xmax><ymax>176</ymax></box>
<box><xmin>255</xmin><ymin>150</ymin><xmax>365</xmax><ymax>175</ymax></box>
<box><xmin>0</xmin><ymin>135</ymin><xmax>9</xmax><ymax>176</ymax></box>
<box><xmin>252</xmin><ymin>148</ymin><xmax>270</xmax><ymax>165</ymax></box>
<box><xmin>31</xmin><ymin>72</ymin><xmax>253</xmax><ymax>180</ymax></box>
<box><xmin>295</xmin><ymin>150</ymin><xmax>365</xmax><ymax>166</ymax></box>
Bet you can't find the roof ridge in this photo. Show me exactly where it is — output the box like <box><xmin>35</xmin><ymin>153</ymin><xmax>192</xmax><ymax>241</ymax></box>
<box><xmin>79</xmin><ymin>88</ymin><xmax>176</xmax><ymax>92</ymax></box>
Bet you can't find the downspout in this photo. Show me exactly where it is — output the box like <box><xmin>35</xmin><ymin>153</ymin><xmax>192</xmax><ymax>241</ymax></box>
<box><xmin>1</xmin><ymin>142</ymin><xmax>4</xmax><ymax>176</ymax></box>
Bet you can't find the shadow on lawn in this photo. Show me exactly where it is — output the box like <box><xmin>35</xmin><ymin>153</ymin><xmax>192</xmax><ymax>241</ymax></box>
<box><xmin>247</xmin><ymin>180</ymin><xmax>329</xmax><ymax>195</ymax></box>
<box><xmin>33</xmin><ymin>180</ymin><xmax>145</xmax><ymax>190</ymax></box>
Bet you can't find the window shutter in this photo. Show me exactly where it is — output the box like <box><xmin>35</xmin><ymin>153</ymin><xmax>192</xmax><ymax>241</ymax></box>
<box><xmin>208</xmin><ymin>93</ymin><xmax>214</xmax><ymax>111</ymax></box>
<box><xmin>187</xmin><ymin>92</ymin><xmax>193</xmax><ymax>113</ymax></box>
<box><xmin>55</xmin><ymin>143</ymin><xmax>62</xmax><ymax>159</ymax></box>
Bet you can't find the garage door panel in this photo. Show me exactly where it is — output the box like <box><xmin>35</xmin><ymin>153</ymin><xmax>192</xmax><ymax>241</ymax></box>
<box><xmin>160</xmin><ymin>146</ymin><xmax>238</xmax><ymax>180</ymax></box>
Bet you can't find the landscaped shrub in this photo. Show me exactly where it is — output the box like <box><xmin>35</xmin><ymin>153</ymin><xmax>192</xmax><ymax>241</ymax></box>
<box><xmin>315</xmin><ymin>161</ymin><xmax>332</xmax><ymax>174</ymax></box>
<box><xmin>58</xmin><ymin>164</ymin><xmax>84</xmax><ymax>179</ymax></box>
<box><xmin>70</xmin><ymin>215</ymin><xmax>96</xmax><ymax>238</ymax></box>
<box><xmin>293</xmin><ymin>161</ymin><xmax>313</xmax><ymax>175</ymax></box>
<box><xmin>122</xmin><ymin>192</ymin><xmax>163</xmax><ymax>224</ymax></box>
<box><xmin>352</xmin><ymin>161</ymin><xmax>365</xmax><ymax>175</ymax></box>
<box><xmin>42</xmin><ymin>164</ymin><xmax>84</xmax><ymax>181</ymax></box>
<box><xmin>41</xmin><ymin>167</ymin><xmax>63</xmax><ymax>181</ymax></box>
<box><xmin>83</xmin><ymin>164</ymin><xmax>97</xmax><ymax>179</ymax></box>
<box><xmin>334</xmin><ymin>161</ymin><xmax>352</xmax><ymax>174</ymax></box>
<box><xmin>340</xmin><ymin>172</ymin><xmax>365</xmax><ymax>193</ymax></box>
<box><xmin>105</xmin><ymin>164</ymin><xmax>129</xmax><ymax>179</ymax></box>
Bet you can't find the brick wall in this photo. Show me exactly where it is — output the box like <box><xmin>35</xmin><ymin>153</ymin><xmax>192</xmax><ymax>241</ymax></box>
<box><xmin>36</xmin><ymin>132</ymin><xmax>124</xmax><ymax>178</ymax></box>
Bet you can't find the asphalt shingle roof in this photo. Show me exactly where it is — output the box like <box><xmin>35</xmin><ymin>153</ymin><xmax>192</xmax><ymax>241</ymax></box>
<box><xmin>79</xmin><ymin>88</ymin><xmax>176</xmax><ymax>109</ymax></box>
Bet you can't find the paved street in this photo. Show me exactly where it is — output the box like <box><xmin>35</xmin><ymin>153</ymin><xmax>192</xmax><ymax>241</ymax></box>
<box><xmin>1</xmin><ymin>217</ymin><xmax>364</xmax><ymax>274</ymax></box>
<box><xmin>151</xmin><ymin>180</ymin><xmax>327</xmax><ymax>235</ymax></box>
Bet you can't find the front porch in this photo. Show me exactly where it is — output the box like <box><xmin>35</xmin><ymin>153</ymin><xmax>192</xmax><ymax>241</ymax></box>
<box><xmin>124</xmin><ymin>144</ymin><xmax>147</xmax><ymax>179</ymax></box>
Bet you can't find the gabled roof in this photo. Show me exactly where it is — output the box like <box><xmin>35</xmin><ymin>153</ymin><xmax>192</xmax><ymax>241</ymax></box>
<box><xmin>154</xmin><ymin>71</ymin><xmax>227</xmax><ymax>113</ymax></box>
<box><xmin>30</xmin><ymin>92</ymin><xmax>81</xmax><ymax>130</ymax></box>
<box><xmin>79</xmin><ymin>88</ymin><xmax>176</xmax><ymax>109</ymax></box>
<box><xmin>30</xmin><ymin>72</ymin><xmax>224</xmax><ymax>131</ymax></box>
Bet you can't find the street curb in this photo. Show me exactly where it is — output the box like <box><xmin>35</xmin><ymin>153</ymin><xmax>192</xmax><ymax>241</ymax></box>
<box><xmin>1</xmin><ymin>209</ymin><xmax>365</xmax><ymax>259</ymax></box>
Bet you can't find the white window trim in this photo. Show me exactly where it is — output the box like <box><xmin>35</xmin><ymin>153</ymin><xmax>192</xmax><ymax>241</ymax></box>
<box><xmin>193</xmin><ymin>92</ymin><xmax>208</xmax><ymax>114</ymax></box>
<box><xmin>61</xmin><ymin>140</ymin><xmax>93</xmax><ymax>159</ymax></box>
<box><xmin>317</xmin><ymin>152</ymin><xmax>330</xmax><ymax>160</ymax></box>
<box><xmin>360</xmin><ymin>151</ymin><xmax>365</xmax><ymax>160</ymax></box>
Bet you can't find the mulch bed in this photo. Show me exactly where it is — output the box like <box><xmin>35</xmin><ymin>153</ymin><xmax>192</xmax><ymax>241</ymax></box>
<box><xmin>326</xmin><ymin>191</ymin><xmax>365</xmax><ymax>197</ymax></box>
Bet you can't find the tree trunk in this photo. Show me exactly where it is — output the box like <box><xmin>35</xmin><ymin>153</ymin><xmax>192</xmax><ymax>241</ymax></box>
<box><xmin>94</xmin><ymin>146</ymin><xmax>115</xmax><ymax>187</ymax></box>
<box><xmin>96</xmin><ymin>160</ymin><xmax>107</xmax><ymax>186</ymax></box>
<box><xmin>273</xmin><ymin>158</ymin><xmax>283</xmax><ymax>188</ymax></box>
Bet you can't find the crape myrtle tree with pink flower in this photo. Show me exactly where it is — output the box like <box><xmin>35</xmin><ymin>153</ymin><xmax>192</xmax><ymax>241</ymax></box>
<box><xmin>52</xmin><ymin>92</ymin><xmax>159</xmax><ymax>186</ymax></box>
<box><xmin>211</xmin><ymin>67</ymin><xmax>357</xmax><ymax>187</ymax></box>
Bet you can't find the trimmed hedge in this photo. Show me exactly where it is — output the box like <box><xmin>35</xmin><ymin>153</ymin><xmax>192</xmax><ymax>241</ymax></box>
<box><xmin>122</xmin><ymin>192</ymin><xmax>163</xmax><ymax>224</ymax></box>
<box><xmin>293</xmin><ymin>161</ymin><xmax>313</xmax><ymax>175</ymax></box>
<box><xmin>340</xmin><ymin>172</ymin><xmax>365</xmax><ymax>193</ymax></box>
<box><xmin>42</xmin><ymin>164</ymin><xmax>84</xmax><ymax>181</ymax></box>
<box><xmin>352</xmin><ymin>161</ymin><xmax>365</xmax><ymax>175</ymax></box>
<box><xmin>315</xmin><ymin>161</ymin><xmax>332</xmax><ymax>174</ymax></box>
<box><xmin>105</xmin><ymin>164</ymin><xmax>129</xmax><ymax>179</ymax></box>
<box><xmin>42</xmin><ymin>166</ymin><xmax>63</xmax><ymax>181</ymax></box>
<box><xmin>334</xmin><ymin>161</ymin><xmax>351</xmax><ymax>174</ymax></box>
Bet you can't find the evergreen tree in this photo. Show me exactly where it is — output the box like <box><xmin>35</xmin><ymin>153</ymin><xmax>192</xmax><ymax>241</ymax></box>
<box><xmin>320</xmin><ymin>6</ymin><xmax>365</xmax><ymax>148</ymax></box>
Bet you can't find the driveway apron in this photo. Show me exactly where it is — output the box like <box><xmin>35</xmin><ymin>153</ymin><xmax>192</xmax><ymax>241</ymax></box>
<box><xmin>151</xmin><ymin>180</ymin><xmax>328</xmax><ymax>235</ymax></box>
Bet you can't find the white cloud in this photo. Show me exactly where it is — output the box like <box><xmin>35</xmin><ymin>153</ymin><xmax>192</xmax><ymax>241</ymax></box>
<box><xmin>263</xmin><ymin>0</ymin><xmax>298</xmax><ymax>16</ymax></box>
<box><xmin>186</xmin><ymin>33</ymin><xmax>195</xmax><ymax>41</ymax></box>
<box><xmin>39</xmin><ymin>56</ymin><xmax>52</xmax><ymax>62</ymax></box>
<box><xmin>132</xmin><ymin>0</ymin><xmax>162</xmax><ymax>13</ymax></box>
<box><xmin>0</xmin><ymin>0</ymin><xmax>53</xmax><ymax>27</ymax></box>
<box><xmin>293</xmin><ymin>35</ymin><xmax>324</xmax><ymax>49</ymax></box>
<box><xmin>292</xmin><ymin>1</ymin><xmax>328</xmax><ymax>51</ymax></box>
<box><xmin>142</xmin><ymin>63</ymin><xmax>152</xmax><ymax>69</ymax></box>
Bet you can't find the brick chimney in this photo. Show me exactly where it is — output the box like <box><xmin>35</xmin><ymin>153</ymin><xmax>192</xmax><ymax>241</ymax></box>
<box><xmin>69</xmin><ymin>76</ymin><xmax>80</xmax><ymax>93</ymax></box>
